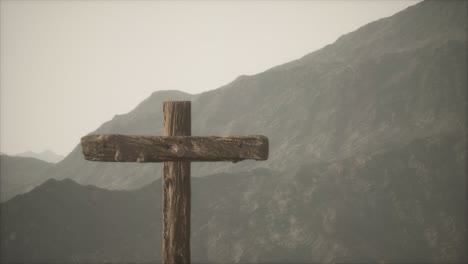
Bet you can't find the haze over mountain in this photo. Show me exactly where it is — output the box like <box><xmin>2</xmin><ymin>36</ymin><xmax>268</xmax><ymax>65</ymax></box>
<box><xmin>1</xmin><ymin>0</ymin><xmax>466</xmax><ymax>263</ymax></box>
<box><xmin>0</xmin><ymin>155</ymin><xmax>54</xmax><ymax>202</ymax></box>
<box><xmin>36</xmin><ymin>0</ymin><xmax>466</xmax><ymax>193</ymax></box>
<box><xmin>14</xmin><ymin>150</ymin><xmax>64</xmax><ymax>163</ymax></box>
<box><xmin>1</xmin><ymin>132</ymin><xmax>465</xmax><ymax>263</ymax></box>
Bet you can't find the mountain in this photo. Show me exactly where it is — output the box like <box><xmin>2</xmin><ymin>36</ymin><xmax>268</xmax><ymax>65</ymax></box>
<box><xmin>1</xmin><ymin>0</ymin><xmax>467</xmax><ymax>262</ymax></box>
<box><xmin>15</xmin><ymin>150</ymin><xmax>64</xmax><ymax>163</ymax></box>
<box><xmin>41</xmin><ymin>0</ymin><xmax>467</xmax><ymax>193</ymax></box>
<box><xmin>1</xmin><ymin>132</ymin><xmax>465</xmax><ymax>263</ymax></box>
<box><xmin>0</xmin><ymin>155</ymin><xmax>54</xmax><ymax>202</ymax></box>
<box><xmin>47</xmin><ymin>90</ymin><xmax>194</xmax><ymax>190</ymax></box>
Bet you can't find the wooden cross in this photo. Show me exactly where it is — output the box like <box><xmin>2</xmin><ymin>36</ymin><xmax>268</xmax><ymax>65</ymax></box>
<box><xmin>80</xmin><ymin>101</ymin><xmax>269</xmax><ymax>264</ymax></box>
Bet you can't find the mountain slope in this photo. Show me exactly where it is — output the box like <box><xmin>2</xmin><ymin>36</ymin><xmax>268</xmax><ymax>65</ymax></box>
<box><xmin>43</xmin><ymin>0</ymin><xmax>467</xmax><ymax>192</ymax></box>
<box><xmin>1</xmin><ymin>1</ymin><xmax>467</xmax><ymax>262</ymax></box>
<box><xmin>0</xmin><ymin>155</ymin><xmax>54</xmax><ymax>202</ymax></box>
<box><xmin>1</xmin><ymin>178</ymin><xmax>162</xmax><ymax>263</ymax></box>
<box><xmin>15</xmin><ymin>150</ymin><xmax>64</xmax><ymax>163</ymax></box>
<box><xmin>1</xmin><ymin>132</ymin><xmax>465</xmax><ymax>263</ymax></box>
<box><xmin>47</xmin><ymin>90</ymin><xmax>194</xmax><ymax>190</ymax></box>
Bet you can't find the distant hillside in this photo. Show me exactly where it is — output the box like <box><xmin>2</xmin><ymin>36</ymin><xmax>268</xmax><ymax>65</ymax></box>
<box><xmin>45</xmin><ymin>90</ymin><xmax>193</xmax><ymax>190</ymax></box>
<box><xmin>0</xmin><ymin>155</ymin><xmax>54</xmax><ymax>202</ymax></box>
<box><xmin>15</xmin><ymin>150</ymin><xmax>64</xmax><ymax>163</ymax></box>
<box><xmin>41</xmin><ymin>0</ymin><xmax>467</xmax><ymax>192</ymax></box>
<box><xmin>1</xmin><ymin>1</ymin><xmax>466</xmax><ymax>262</ymax></box>
<box><xmin>1</xmin><ymin>132</ymin><xmax>465</xmax><ymax>263</ymax></box>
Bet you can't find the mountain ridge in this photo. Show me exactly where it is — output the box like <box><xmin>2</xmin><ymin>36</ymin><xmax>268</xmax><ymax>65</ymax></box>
<box><xmin>14</xmin><ymin>150</ymin><xmax>64</xmax><ymax>163</ymax></box>
<box><xmin>0</xmin><ymin>154</ymin><xmax>54</xmax><ymax>202</ymax></box>
<box><xmin>1</xmin><ymin>131</ymin><xmax>465</xmax><ymax>263</ymax></box>
<box><xmin>1</xmin><ymin>0</ymin><xmax>466</xmax><ymax>262</ymax></box>
<box><xmin>29</xmin><ymin>0</ymin><xmax>464</xmax><ymax>193</ymax></box>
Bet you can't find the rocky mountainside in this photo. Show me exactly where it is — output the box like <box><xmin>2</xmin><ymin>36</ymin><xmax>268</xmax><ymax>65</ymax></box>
<box><xmin>39</xmin><ymin>0</ymin><xmax>467</xmax><ymax>193</ymax></box>
<box><xmin>1</xmin><ymin>0</ymin><xmax>467</xmax><ymax>263</ymax></box>
<box><xmin>1</xmin><ymin>132</ymin><xmax>465</xmax><ymax>263</ymax></box>
<box><xmin>15</xmin><ymin>150</ymin><xmax>64</xmax><ymax>163</ymax></box>
<box><xmin>0</xmin><ymin>155</ymin><xmax>54</xmax><ymax>202</ymax></box>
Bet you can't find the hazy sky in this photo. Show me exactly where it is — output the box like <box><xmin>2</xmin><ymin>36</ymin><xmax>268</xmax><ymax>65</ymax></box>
<box><xmin>0</xmin><ymin>0</ymin><xmax>419</xmax><ymax>156</ymax></box>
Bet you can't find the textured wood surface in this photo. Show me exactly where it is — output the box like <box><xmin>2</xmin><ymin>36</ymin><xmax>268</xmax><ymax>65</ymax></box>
<box><xmin>79</xmin><ymin>100</ymin><xmax>270</xmax><ymax>264</ymax></box>
<box><xmin>162</xmin><ymin>101</ymin><xmax>191</xmax><ymax>264</ymax></box>
<box><xmin>81</xmin><ymin>135</ymin><xmax>269</xmax><ymax>162</ymax></box>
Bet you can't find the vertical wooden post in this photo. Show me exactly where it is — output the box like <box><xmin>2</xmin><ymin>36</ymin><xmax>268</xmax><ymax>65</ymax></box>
<box><xmin>162</xmin><ymin>101</ymin><xmax>191</xmax><ymax>264</ymax></box>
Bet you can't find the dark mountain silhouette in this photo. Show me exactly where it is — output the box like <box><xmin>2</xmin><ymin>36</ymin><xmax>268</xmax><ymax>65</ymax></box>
<box><xmin>1</xmin><ymin>0</ymin><xmax>466</xmax><ymax>263</ymax></box>
<box><xmin>0</xmin><ymin>155</ymin><xmax>54</xmax><ymax>202</ymax></box>
<box><xmin>15</xmin><ymin>150</ymin><xmax>64</xmax><ymax>163</ymax></box>
<box><xmin>1</xmin><ymin>132</ymin><xmax>465</xmax><ymax>263</ymax></box>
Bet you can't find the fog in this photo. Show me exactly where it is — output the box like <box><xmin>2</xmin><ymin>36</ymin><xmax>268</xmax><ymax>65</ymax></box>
<box><xmin>0</xmin><ymin>0</ymin><xmax>418</xmax><ymax>156</ymax></box>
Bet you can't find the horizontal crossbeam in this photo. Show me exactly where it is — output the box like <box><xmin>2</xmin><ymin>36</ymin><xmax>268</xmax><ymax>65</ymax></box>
<box><xmin>81</xmin><ymin>134</ymin><xmax>268</xmax><ymax>163</ymax></box>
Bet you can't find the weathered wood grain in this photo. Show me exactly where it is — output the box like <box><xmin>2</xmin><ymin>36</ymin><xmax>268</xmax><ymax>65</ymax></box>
<box><xmin>162</xmin><ymin>101</ymin><xmax>191</xmax><ymax>264</ymax></box>
<box><xmin>81</xmin><ymin>135</ymin><xmax>269</xmax><ymax>163</ymax></box>
<box><xmin>79</xmin><ymin>100</ymin><xmax>270</xmax><ymax>264</ymax></box>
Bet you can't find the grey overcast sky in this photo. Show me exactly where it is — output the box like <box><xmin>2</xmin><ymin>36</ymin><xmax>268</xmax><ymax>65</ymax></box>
<box><xmin>1</xmin><ymin>0</ymin><xmax>419</xmax><ymax>156</ymax></box>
